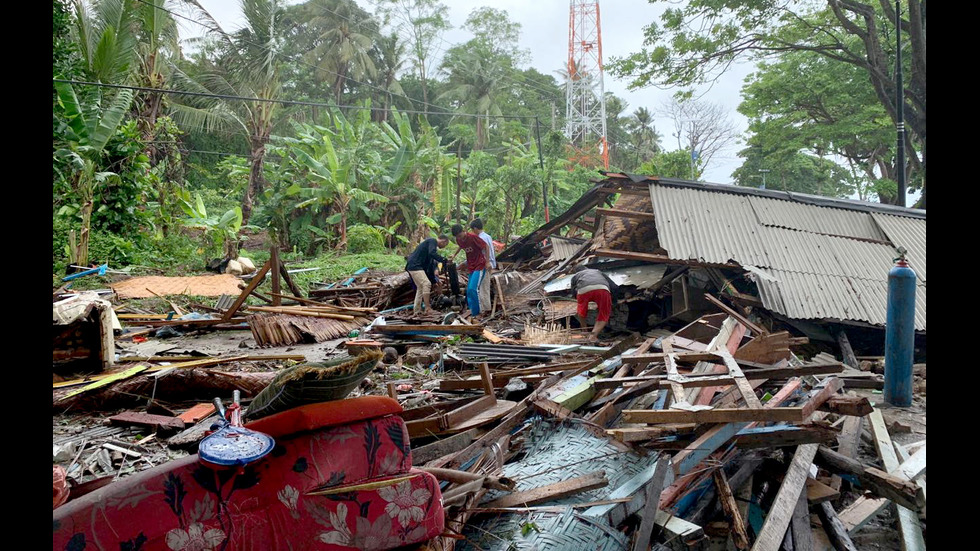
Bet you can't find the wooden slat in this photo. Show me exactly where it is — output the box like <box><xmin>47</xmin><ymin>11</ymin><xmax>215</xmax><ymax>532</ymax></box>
<box><xmin>484</xmin><ymin>471</ymin><xmax>608</xmax><ymax>508</ymax></box>
<box><xmin>704</xmin><ymin>293</ymin><xmax>767</xmax><ymax>336</ymax></box>
<box><xmin>815</xmin><ymin>501</ymin><xmax>859</xmax><ymax>551</ymax></box>
<box><xmin>790</xmin><ymin>487</ymin><xmax>814</xmax><ymax>551</ymax></box>
<box><xmin>623</xmin><ymin>407</ymin><xmax>806</xmax><ymax>425</ymax></box>
<box><xmin>221</xmin><ymin>259</ymin><xmax>272</xmax><ymax>321</ymax></box>
<box><xmin>632</xmin><ymin>457</ymin><xmax>672</xmax><ymax>551</ymax></box>
<box><xmin>595</xmin><ymin>207</ymin><xmax>656</xmax><ymax>220</ymax></box>
<box><xmin>718</xmin><ymin>349</ymin><xmax>763</xmax><ymax>409</ymax></box>
<box><xmin>751</xmin><ymin>444</ymin><xmax>819</xmax><ymax>551</ymax></box>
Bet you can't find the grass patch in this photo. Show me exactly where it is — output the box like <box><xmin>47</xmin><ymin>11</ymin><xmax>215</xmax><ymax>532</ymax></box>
<box><xmin>282</xmin><ymin>251</ymin><xmax>409</xmax><ymax>292</ymax></box>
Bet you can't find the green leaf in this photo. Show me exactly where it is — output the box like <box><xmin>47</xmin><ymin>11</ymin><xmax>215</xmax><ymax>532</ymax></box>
<box><xmin>324</xmin><ymin>213</ymin><xmax>343</xmax><ymax>224</ymax></box>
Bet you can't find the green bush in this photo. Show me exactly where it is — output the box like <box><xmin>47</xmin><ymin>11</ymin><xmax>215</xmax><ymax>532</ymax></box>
<box><xmin>346</xmin><ymin>224</ymin><xmax>386</xmax><ymax>254</ymax></box>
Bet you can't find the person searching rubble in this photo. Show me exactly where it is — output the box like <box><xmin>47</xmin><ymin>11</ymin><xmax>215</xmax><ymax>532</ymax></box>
<box><xmin>450</xmin><ymin>223</ymin><xmax>490</xmax><ymax>319</ymax></box>
<box><xmin>405</xmin><ymin>233</ymin><xmax>449</xmax><ymax>313</ymax></box>
<box><xmin>469</xmin><ymin>218</ymin><xmax>497</xmax><ymax>314</ymax></box>
<box><xmin>571</xmin><ymin>265</ymin><xmax>620</xmax><ymax>342</ymax></box>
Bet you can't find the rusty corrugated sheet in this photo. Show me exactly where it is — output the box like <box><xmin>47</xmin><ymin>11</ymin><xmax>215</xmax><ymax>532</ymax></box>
<box><xmin>648</xmin><ymin>182</ymin><xmax>926</xmax><ymax>331</ymax></box>
<box><xmin>871</xmin><ymin>212</ymin><xmax>927</xmax><ymax>282</ymax></box>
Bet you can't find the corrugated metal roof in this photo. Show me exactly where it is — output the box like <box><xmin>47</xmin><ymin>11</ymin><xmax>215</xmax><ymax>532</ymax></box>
<box><xmin>748</xmin><ymin>195</ymin><xmax>889</xmax><ymax>242</ymax></box>
<box><xmin>547</xmin><ymin>236</ymin><xmax>587</xmax><ymax>263</ymax></box>
<box><xmin>753</xmin><ymin>269</ymin><xmax>926</xmax><ymax>331</ymax></box>
<box><xmin>649</xmin><ymin>182</ymin><xmax>926</xmax><ymax>330</ymax></box>
<box><xmin>870</xmin><ymin>212</ymin><xmax>927</xmax><ymax>282</ymax></box>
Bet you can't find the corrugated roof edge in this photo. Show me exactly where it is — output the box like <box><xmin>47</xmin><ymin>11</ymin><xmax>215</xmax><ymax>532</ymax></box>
<box><xmin>598</xmin><ymin>172</ymin><xmax>926</xmax><ymax>220</ymax></box>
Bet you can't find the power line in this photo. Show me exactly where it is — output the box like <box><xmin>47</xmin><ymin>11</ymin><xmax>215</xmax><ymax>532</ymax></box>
<box><xmin>54</xmin><ymin>78</ymin><xmax>542</xmax><ymax>121</ymax></box>
<box><xmin>135</xmin><ymin>0</ymin><xmax>461</xmax><ymax>118</ymax></box>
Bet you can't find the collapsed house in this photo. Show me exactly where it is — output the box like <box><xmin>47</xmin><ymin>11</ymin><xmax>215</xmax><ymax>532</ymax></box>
<box><xmin>52</xmin><ymin>173</ymin><xmax>927</xmax><ymax>551</ymax></box>
<box><xmin>499</xmin><ymin>173</ymin><xmax>926</xmax><ymax>358</ymax></box>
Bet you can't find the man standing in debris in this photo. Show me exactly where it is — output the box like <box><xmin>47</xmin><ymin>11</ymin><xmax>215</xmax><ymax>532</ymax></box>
<box><xmin>405</xmin><ymin>234</ymin><xmax>449</xmax><ymax>313</ymax></box>
<box><xmin>470</xmin><ymin>218</ymin><xmax>496</xmax><ymax>313</ymax></box>
<box><xmin>571</xmin><ymin>265</ymin><xmax>619</xmax><ymax>341</ymax></box>
<box><xmin>451</xmin><ymin>223</ymin><xmax>490</xmax><ymax>317</ymax></box>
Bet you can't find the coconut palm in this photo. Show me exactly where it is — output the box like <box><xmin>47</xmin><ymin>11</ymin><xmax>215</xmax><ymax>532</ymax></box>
<box><xmin>303</xmin><ymin>0</ymin><xmax>379</xmax><ymax>105</ymax></box>
<box><xmin>369</xmin><ymin>32</ymin><xmax>407</xmax><ymax>123</ymax></box>
<box><xmin>169</xmin><ymin>0</ymin><xmax>286</xmax><ymax>235</ymax></box>
<box><xmin>439</xmin><ymin>45</ymin><xmax>507</xmax><ymax>150</ymax></box>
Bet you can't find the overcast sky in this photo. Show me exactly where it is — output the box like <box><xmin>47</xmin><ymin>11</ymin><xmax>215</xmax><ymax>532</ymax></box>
<box><xmin>178</xmin><ymin>0</ymin><xmax>918</xmax><ymax>206</ymax></box>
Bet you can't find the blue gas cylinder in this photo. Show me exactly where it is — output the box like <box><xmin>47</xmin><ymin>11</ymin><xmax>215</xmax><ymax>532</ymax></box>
<box><xmin>884</xmin><ymin>257</ymin><xmax>917</xmax><ymax>407</ymax></box>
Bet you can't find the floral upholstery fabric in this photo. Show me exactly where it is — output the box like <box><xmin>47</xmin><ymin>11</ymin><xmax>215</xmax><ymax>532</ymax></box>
<box><xmin>53</xmin><ymin>407</ymin><xmax>444</xmax><ymax>551</ymax></box>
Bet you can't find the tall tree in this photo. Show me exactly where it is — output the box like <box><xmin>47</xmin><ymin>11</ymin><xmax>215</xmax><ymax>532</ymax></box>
<box><xmin>439</xmin><ymin>44</ymin><xmax>507</xmax><ymax>150</ymax></box>
<box><xmin>660</xmin><ymin>97</ymin><xmax>736</xmax><ymax>177</ymax></box>
<box><xmin>375</xmin><ymin>0</ymin><xmax>450</xmax><ymax>107</ymax></box>
<box><xmin>609</xmin><ymin>0</ymin><xmax>925</xmax><ymax>207</ymax></box>
<box><xmin>304</xmin><ymin>0</ymin><xmax>379</xmax><ymax>105</ymax></box>
<box><xmin>368</xmin><ymin>32</ymin><xmax>407</xmax><ymax>122</ymax></box>
<box><xmin>170</xmin><ymin>0</ymin><xmax>286</xmax><ymax>235</ymax></box>
<box><xmin>738</xmin><ymin>49</ymin><xmax>908</xmax><ymax>203</ymax></box>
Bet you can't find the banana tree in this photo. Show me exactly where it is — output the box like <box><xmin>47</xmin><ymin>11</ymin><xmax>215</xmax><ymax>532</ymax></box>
<box><xmin>177</xmin><ymin>190</ymin><xmax>245</xmax><ymax>259</ymax></box>
<box><xmin>54</xmin><ymin>81</ymin><xmax>134</xmax><ymax>267</ymax></box>
<box><xmin>283</xmin><ymin>118</ymin><xmax>388</xmax><ymax>250</ymax></box>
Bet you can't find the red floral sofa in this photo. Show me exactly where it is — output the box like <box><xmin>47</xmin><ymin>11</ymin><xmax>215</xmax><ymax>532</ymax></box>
<box><xmin>53</xmin><ymin>397</ymin><xmax>444</xmax><ymax>550</ymax></box>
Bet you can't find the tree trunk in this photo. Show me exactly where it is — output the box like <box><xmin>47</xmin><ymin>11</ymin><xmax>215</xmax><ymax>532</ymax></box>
<box><xmin>476</xmin><ymin>117</ymin><xmax>485</xmax><ymax>150</ymax></box>
<box><xmin>337</xmin><ymin>200</ymin><xmax>349</xmax><ymax>251</ymax></box>
<box><xmin>456</xmin><ymin>143</ymin><xmax>463</xmax><ymax>223</ymax></box>
<box><xmin>241</xmin><ymin>135</ymin><xmax>268</xmax><ymax>228</ymax></box>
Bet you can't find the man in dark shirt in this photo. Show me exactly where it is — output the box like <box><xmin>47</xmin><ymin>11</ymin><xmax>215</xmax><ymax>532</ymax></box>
<box><xmin>570</xmin><ymin>265</ymin><xmax>619</xmax><ymax>341</ymax></box>
<box><xmin>405</xmin><ymin>235</ymin><xmax>449</xmax><ymax>313</ymax></box>
<box><xmin>451</xmin><ymin>223</ymin><xmax>489</xmax><ymax>316</ymax></box>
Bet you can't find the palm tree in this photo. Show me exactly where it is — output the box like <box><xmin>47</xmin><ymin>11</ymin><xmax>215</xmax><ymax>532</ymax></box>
<box><xmin>630</xmin><ymin>106</ymin><xmax>661</xmax><ymax>168</ymax></box>
<box><xmin>439</xmin><ymin>46</ymin><xmax>506</xmax><ymax>150</ymax></box>
<box><xmin>369</xmin><ymin>32</ymin><xmax>407</xmax><ymax>123</ymax></box>
<box><xmin>70</xmin><ymin>0</ymin><xmax>139</xmax><ymax>86</ymax></box>
<box><xmin>304</xmin><ymin>0</ymin><xmax>378</xmax><ymax>105</ymax></box>
<box><xmin>169</xmin><ymin>0</ymin><xmax>286</xmax><ymax>235</ymax></box>
<box><xmin>133</xmin><ymin>0</ymin><xmax>179</xmax><ymax>150</ymax></box>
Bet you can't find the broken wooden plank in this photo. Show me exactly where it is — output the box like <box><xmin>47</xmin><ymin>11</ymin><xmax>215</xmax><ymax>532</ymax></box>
<box><xmin>414</xmin><ymin>429</ymin><xmax>482</xmax><ymax>466</ymax></box>
<box><xmin>867</xmin><ymin>408</ymin><xmax>926</xmax><ymax>551</ymax></box>
<box><xmin>800</xmin><ymin>378</ymin><xmax>844</xmax><ymax>419</ymax></box>
<box><xmin>718</xmin><ymin>349</ymin><xmax>763</xmax><ymax>409</ymax></box>
<box><xmin>751</xmin><ymin>444</ymin><xmax>818</xmax><ymax>551</ymax></box>
<box><xmin>633</xmin><ymin>457</ymin><xmax>672</xmax><ymax>551</ymax></box>
<box><xmin>108</xmin><ymin>411</ymin><xmax>185</xmax><ymax>433</ymax></box>
<box><xmin>790</xmin><ymin>488</ymin><xmax>814</xmax><ymax>551</ymax></box>
<box><xmin>813</xmin><ymin>445</ymin><xmax>924</xmax><ymax>511</ymax></box>
<box><xmin>714</xmin><ymin>468</ymin><xmax>750</xmax><ymax>550</ymax></box>
<box><xmin>623</xmin><ymin>407</ymin><xmax>806</xmax><ymax>425</ymax></box>
<box><xmin>805</xmin><ymin>477</ymin><xmax>840</xmax><ymax>504</ymax></box>
<box><xmin>56</xmin><ymin>365</ymin><xmax>149</xmax><ymax>401</ymax></box>
<box><xmin>705</xmin><ymin>293</ymin><xmax>767</xmax><ymax>336</ymax></box>
<box><xmin>221</xmin><ymin>259</ymin><xmax>272</xmax><ymax>321</ymax></box>
<box><xmin>177</xmin><ymin>403</ymin><xmax>217</xmax><ymax>425</ymax></box>
<box><xmin>375</xmin><ymin>324</ymin><xmax>485</xmax><ymax>335</ymax></box>
<box><xmin>484</xmin><ymin>471</ymin><xmax>608</xmax><ymax>508</ymax></box>
<box><xmin>829</xmin><ymin>414</ymin><xmax>863</xmax><ymax>492</ymax></box>
<box><xmin>818</xmin><ymin>396</ymin><xmax>873</xmax><ymax>417</ymax></box>
<box><xmin>815</xmin><ymin>501</ymin><xmax>859</xmax><ymax>551</ymax></box>
<box><xmin>595</xmin><ymin>207</ymin><xmax>656</xmax><ymax>221</ymax></box>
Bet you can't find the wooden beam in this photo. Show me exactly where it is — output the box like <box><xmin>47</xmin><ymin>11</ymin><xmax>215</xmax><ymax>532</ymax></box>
<box><xmin>836</xmin><ymin>331</ymin><xmax>859</xmax><ymax>369</ymax></box>
<box><xmin>484</xmin><ymin>471</ymin><xmax>608</xmax><ymax>508</ymax></box>
<box><xmin>595</xmin><ymin>207</ymin><xmax>656</xmax><ymax>221</ymax></box>
<box><xmin>867</xmin><ymin>409</ymin><xmax>926</xmax><ymax>550</ymax></box>
<box><xmin>818</xmin><ymin>396</ymin><xmax>873</xmax><ymax>417</ymax></box>
<box><xmin>623</xmin><ymin>407</ymin><xmax>806</xmax><ymax>425</ymax></box>
<box><xmin>705</xmin><ymin>293</ymin><xmax>767</xmax><ymax>336</ymax></box>
<box><xmin>813</xmin><ymin>446</ymin><xmax>924</xmax><ymax>511</ymax></box>
<box><xmin>375</xmin><ymin>324</ymin><xmax>485</xmax><ymax>335</ymax></box>
<box><xmin>814</xmin><ymin>501</ymin><xmax>859</xmax><ymax>551</ymax></box>
<box><xmin>800</xmin><ymin>378</ymin><xmax>844</xmax><ymax>419</ymax></box>
<box><xmin>413</xmin><ymin>429</ymin><xmax>481</xmax><ymax>466</ymax></box>
<box><xmin>595</xmin><ymin>248</ymin><xmax>739</xmax><ymax>268</ymax></box>
<box><xmin>790</xmin><ymin>487</ymin><xmax>814</xmax><ymax>551</ymax></box>
<box><xmin>270</xmin><ymin>246</ymin><xmax>281</xmax><ymax>306</ymax></box>
<box><xmin>830</xmin><ymin>415</ymin><xmax>863</xmax><ymax>492</ymax></box>
<box><xmin>751</xmin><ymin>444</ymin><xmax>818</xmax><ymax>551</ymax></box>
<box><xmin>633</xmin><ymin>457</ymin><xmax>672</xmax><ymax>551</ymax></box>
<box><xmin>221</xmin><ymin>259</ymin><xmax>272</xmax><ymax>321</ymax></box>
<box><xmin>714</xmin><ymin>469</ymin><xmax>750</xmax><ymax>550</ymax></box>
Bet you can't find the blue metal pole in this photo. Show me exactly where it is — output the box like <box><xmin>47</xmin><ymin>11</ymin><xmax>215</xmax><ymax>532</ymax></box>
<box><xmin>884</xmin><ymin>257</ymin><xmax>917</xmax><ymax>406</ymax></box>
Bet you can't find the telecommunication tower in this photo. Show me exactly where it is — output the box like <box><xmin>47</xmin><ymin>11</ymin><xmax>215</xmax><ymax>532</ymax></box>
<box><xmin>565</xmin><ymin>0</ymin><xmax>608</xmax><ymax>169</ymax></box>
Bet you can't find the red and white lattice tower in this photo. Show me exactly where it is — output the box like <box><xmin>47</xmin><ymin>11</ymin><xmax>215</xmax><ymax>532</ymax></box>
<box><xmin>565</xmin><ymin>0</ymin><xmax>608</xmax><ymax>169</ymax></box>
